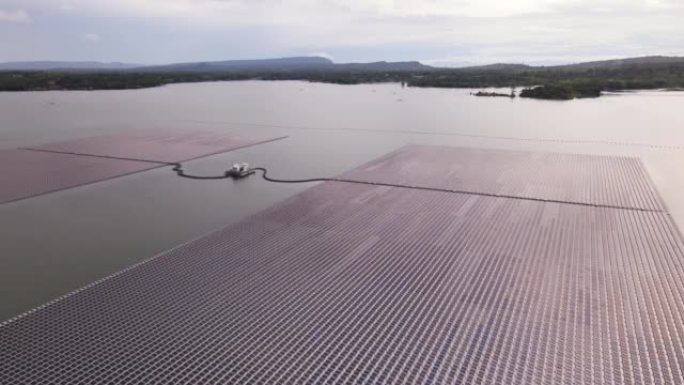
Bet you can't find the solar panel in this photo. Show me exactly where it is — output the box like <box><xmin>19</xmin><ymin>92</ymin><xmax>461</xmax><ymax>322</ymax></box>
<box><xmin>2</xmin><ymin>146</ymin><xmax>682</xmax><ymax>384</ymax></box>
<box><xmin>27</xmin><ymin>130</ymin><xmax>286</xmax><ymax>163</ymax></box>
<box><xmin>0</xmin><ymin>131</ymin><xmax>285</xmax><ymax>204</ymax></box>
<box><xmin>341</xmin><ymin>145</ymin><xmax>664</xmax><ymax>211</ymax></box>
<box><xmin>0</xmin><ymin>149</ymin><xmax>160</xmax><ymax>204</ymax></box>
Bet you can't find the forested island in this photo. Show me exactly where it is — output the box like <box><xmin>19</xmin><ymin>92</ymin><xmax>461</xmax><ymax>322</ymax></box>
<box><xmin>1</xmin><ymin>56</ymin><xmax>683</xmax><ymax>100</ymax></box>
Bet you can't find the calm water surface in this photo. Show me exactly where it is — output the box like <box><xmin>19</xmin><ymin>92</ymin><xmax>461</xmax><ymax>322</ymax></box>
<box><xmin>2</xmin><ymin>81</ymin><xmax>684</xmax><ymax>320</ymax></box>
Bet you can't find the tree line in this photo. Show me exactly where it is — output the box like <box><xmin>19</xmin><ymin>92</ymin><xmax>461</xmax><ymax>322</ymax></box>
<box><xmin>1</xmin><ymin>61</ymin><xmax>683</xmax><ymax>99</ymax></box>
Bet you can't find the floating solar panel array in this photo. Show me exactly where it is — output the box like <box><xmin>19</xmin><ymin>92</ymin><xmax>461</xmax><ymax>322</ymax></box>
<box><xmin>0</xmin><ymin>131</ymin><xmax>285</xmax><ymax>204</ymax></box>
<box><xmin>2</xmin><ymin>146</ymin><xmax>683</xmax><ymax>384</ymax></box>
<box><xmin>26</xmin><ymin>130</ymin><xmax>286</xmax><ymax>164</ymax></box>
<box><xmin>341</xmin><ymin>145</ymin><xmax>664</xmax><ymax>211</ymax></box>
<box><xmin>0</xmin><ymin>149</ymin><xmax>160</xmax><ymax>205</ymax></box>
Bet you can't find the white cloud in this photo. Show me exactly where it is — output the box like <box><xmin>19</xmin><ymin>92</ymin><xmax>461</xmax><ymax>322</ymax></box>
<box><xmin>83</xmin><ymin>33</ymin><xmax>101</xmax><ymax>43</ymax></box>
<box><xmin>12</xmin><ymin>0</ymin><xmax>684</xmax><ymax>19</ymax></box>
<box><xmin>308</xmin><ymin>52</ymin><xmax>334</xmax><ymax>61</ymax></box>
<box><xmin>3</xmin><ymin>0</ymin><xmax>684</xmax><ymax>63</ymax></box>
<box><xmin>0</xmin><ymin>9</ymin><xmax>31</xmax><ymax>23</ymax></box>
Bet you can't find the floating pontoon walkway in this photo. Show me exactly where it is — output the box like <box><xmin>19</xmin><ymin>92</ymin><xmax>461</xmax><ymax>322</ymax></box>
<box><xmin>0</xmin><ymin>131</ymin><xmax>285</xmax><ymax>204</ymax></box>
<box><xmin>2</xmin><ymin>145</ymin><xmax>683</xmax><ymax>385</ymax></box>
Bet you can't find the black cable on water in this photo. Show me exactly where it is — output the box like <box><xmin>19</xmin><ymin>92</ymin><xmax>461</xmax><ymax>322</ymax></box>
<box><xmin>169</xmin><ymin>162</ymin><xmax>665</xmax><ymax>213</ymax></box>
<box><xmin>171</xmin><ymin>163</ymin><xmax>235</xmax><ymax>180</ymax></box>
<box><xmin>171</xmin><ymin>164</ymin><xmax>335</xmax><ymax>184</ymax></box>
<box><xmin>250</xmin><ymin>167</ymin><xmax>334</xmax><ymax>184</ymax></box>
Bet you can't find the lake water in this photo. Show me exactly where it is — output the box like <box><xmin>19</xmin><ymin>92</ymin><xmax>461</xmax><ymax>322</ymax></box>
<box><xmin>2</xmin><ymin>80</ymin><xmax>684</xmax><ymax>321</ymax></box>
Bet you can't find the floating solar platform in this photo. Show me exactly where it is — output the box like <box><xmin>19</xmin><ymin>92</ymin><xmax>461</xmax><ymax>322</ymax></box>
<box><xmin>341</xmin><ymin>145</ymin><xmax>665</xmax><ymax>211</ymax></box>
<box><xmin>0</xmin><ymin>149</ymin><xmax>160</xmax><ymax>204</ymax></box>
<box><xmin>2</xmin><ymin>146</ymin><xmax>684</xmax><ymax>385</ymax></box>
<box><xmin>0</xmin><ymin>131</ymin><xmax>284</xmax><ymax>204</ymax></box>
<box><xmin>27</xmin><ymin>130</ymin><xmax>286</xmax><ymax>163</ymax></box>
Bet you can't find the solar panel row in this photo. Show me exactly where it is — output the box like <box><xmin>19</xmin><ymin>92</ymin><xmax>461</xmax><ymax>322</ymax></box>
<box><xmin>0</xmin><ymin>149</ymin><xmax>161</xmax><ymax>205</ymax></box>
<box><xmin>341</xmin><ymin>145</ymin><xmax>665</xmax><ymax>211</ymax></box>
<box><xmin>26</xmin><ymin>130</ymin><xmax>287</xmax><ymax>164</ymax></box>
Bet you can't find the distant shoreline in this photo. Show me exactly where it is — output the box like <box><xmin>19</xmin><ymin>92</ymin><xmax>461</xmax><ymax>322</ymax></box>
<box><xmin>0</xmin><ymin>67</ymin><xmax>682</xmax><ymax>100</ymax></box>
<box><xmin>2</xmin><ymin>55</ymin><xmax>684</xmax><ymax>99</ymax></box>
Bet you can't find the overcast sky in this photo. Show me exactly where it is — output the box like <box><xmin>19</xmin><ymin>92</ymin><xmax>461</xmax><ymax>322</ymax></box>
<box><xmin>0</xmin><ymin>0</ymin><xmax>682</xmax><ymax>66</ymax></box>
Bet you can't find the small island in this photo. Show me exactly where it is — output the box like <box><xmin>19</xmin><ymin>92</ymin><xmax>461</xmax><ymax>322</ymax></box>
<box><xmin>519</xmin><ymin>84</ymin><xmax>602</xmax><ymax>100</ymax></box>
<box><xmin>472</xmin><ymin>90</ymin><xmax>515</xmax><ymax>98</ymax></box>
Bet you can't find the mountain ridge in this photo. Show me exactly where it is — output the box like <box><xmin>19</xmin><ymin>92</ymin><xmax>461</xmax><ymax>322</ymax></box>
<box><xmin>0</xmin><ymin>61</ymin><xmax>141</xmax><ymax>71</ymax></box>
<box><xmin>2</xmin><ymin>55</ymin><xmax>684</xmax><ymax>73</ymax></box>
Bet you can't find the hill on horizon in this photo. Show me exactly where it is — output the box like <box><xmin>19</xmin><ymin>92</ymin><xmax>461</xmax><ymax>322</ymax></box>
<box><xmin>2</xmin><ymin>55</ymin><xmax>684</xmax><ymax>73</ymax></box>
<box><xmin>0</xmin><ymin>61</ymin><xmax>141</xmax><ymax>71</ymax></box>
<box><xmin>0</xmin><ymin>57</ymin><xmax>432</xmax><ymax>73</ymax></box>
<box><xmin>137</xmin><ymin>57</ymin><xmax>433</xmax><ymax>73</ymax></box>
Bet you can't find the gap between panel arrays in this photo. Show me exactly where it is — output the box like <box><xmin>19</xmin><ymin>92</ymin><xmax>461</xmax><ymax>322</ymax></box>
<box><xmin>2</xmin><ymin>145</ymin><xmax>683</xmax><ymax>385</ymax></box>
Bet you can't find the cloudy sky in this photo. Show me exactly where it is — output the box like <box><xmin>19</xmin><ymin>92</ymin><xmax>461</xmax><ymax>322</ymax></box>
<box><xmin>0</xmin><ymin>0</ymin><xmax>682</xmax><ymax>66</ymax></box>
